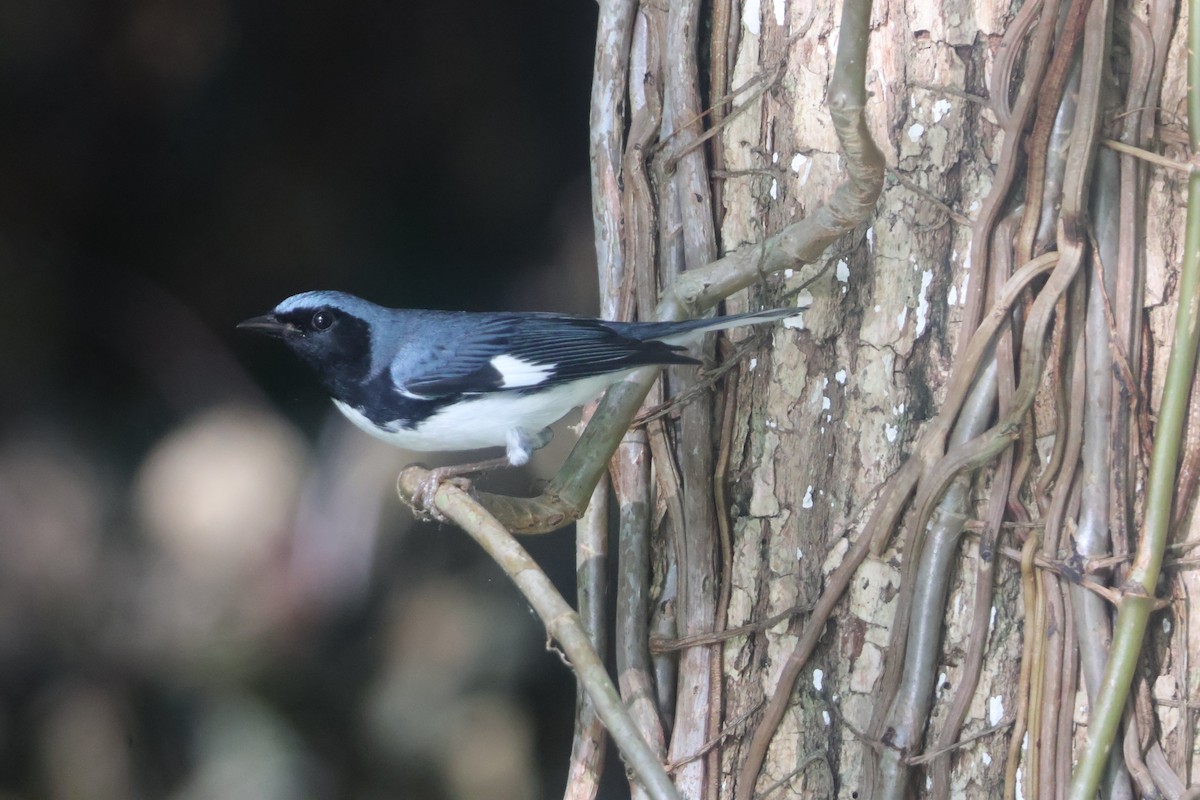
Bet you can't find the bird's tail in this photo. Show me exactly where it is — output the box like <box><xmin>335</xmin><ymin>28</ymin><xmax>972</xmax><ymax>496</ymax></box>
<box><xmin>627</xmin><ymin>307</ymin><xmax>800</xmax><ymax>345</ymax></box>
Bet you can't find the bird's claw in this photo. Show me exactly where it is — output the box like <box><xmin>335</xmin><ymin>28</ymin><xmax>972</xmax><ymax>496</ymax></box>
<box><xmin>399</xmin><ymin>456</ymin><xmax>512</xmax><ymax>521</ymax></box>
<box><xmin>403</xmin><ymin>468</ymin><xmax>474</xmax><ymax>522</ymax></box>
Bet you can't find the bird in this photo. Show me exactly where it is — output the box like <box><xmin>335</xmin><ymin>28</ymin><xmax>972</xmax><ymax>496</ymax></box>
<box><xmin>239</xmin><ymin>290</ymin><xmax>795</xmax><ymax>474</ymax></box>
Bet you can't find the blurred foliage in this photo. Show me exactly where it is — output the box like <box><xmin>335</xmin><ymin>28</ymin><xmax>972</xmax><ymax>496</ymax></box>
<box><xmin>0</xmin><ymin>0</ymin><xmax>608</xmax><ymax>797</ymax></box>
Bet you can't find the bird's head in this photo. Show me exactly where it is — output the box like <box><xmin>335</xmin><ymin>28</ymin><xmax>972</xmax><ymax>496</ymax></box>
<box><xmin>238</xmin><ymin>290</ymin><xmax>379</xmax><ymax>397</ymax></box>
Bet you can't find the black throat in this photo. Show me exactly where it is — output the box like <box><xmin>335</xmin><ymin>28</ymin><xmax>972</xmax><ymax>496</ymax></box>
<box><xmin>281</xmin><ymin>313</ymin><xmax>374</xmax><ymax>404</ymax></box>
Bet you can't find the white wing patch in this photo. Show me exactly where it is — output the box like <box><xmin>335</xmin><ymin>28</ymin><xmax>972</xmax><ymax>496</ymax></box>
<box><xmin>490</xmin><ymin>354</ymin><xmax>554</xmax><ymax>388</ymax></box>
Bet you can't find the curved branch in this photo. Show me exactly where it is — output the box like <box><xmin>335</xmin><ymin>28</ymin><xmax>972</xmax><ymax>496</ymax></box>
<box><xmin>397</xmin><ymin>469</ymin><xmax>680</xmax><ymax>800</ymax></box>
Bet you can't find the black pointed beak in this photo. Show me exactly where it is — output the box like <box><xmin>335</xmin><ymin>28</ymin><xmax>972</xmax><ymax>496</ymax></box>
<box><xmin>237</xmin><ymin>314</ymin><xmax>296</xmax><ymax>338</ymax></box>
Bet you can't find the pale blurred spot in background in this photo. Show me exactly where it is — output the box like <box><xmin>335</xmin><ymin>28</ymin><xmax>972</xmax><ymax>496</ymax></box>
<box><xmin>0</xmin><ymin>0</ymin><xmax>596</xmax><ymax>793</ymax></box>
<box><xmin>134</xmin><ymin>405</ymin><xmax>307</xmax><ymax>578</ymax></box>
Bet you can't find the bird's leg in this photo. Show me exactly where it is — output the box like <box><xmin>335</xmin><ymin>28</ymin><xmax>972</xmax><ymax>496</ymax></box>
<box><xmin>505</xmin><ymin>426</ymin><xmax>553</xmax><ymax>466</ymax></box>
<box><xmin>406</xmin><ymin>428</ymin><xmax>553</xmax><ymax>520</ymax></box>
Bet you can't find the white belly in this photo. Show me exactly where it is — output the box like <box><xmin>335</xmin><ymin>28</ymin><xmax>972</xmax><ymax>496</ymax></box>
<box><xmin>332</xmin><ymin>372</ymin><xmax>623</xmax><ymax>454</ymax></box>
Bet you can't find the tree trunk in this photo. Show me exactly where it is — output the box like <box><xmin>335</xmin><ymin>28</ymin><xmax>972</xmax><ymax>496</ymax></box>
<box><xmin>707</xmin><ymin>0</ymin><xmax>1193</xmax><ymax>797</ymax></box>
<box><xmin>584</xmin><ymin>0</ymin><xmax>1194</xmax><ymax>797</ymax></box>
<box><xmin>716</xmin><ymin>0</ymin><xmax>1020</xmax><ymax>794</ymax></box>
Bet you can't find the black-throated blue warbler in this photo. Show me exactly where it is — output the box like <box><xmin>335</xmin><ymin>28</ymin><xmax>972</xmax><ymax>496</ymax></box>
<box><xmin>239</xmin><ymin>291</ymin><xmax>793</xmax><ymax>469</ymax></box>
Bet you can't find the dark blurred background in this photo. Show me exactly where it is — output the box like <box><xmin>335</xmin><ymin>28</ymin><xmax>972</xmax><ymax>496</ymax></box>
<box><xmin>0</xmin><ymin>1</ymin><xmax>606</xmax><ymax>798</ymax></box>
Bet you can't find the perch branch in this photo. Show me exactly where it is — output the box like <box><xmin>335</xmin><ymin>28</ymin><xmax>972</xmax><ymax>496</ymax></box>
<box><xmin>396</xmin><ymin>469</ymin><xmax>680</xmax><ymax>800</ymax></box>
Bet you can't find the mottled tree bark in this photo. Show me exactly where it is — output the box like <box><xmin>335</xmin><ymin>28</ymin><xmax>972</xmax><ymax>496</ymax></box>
<box><xmin>544</xmin><ymin>0</ymin><xmax>1194</xmax><ymax>797</ymax></box>
<box><xmin>695</xmin><ymin>0</ymin><xmax>1192</xmax><ymax>798</ymax></box>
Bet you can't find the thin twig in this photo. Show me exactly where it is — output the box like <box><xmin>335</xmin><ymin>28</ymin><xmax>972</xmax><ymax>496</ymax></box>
<box><xmin>907</xmin><ymin>718</ymin><xmax>1015</xmax><ymax>765</ymax></box>
<box><xmin>664</xmin><ymin>703</ymin><xmax>763</xmax><ymax>772</ymax></box>
<box><xmin>887</xmin><ymin>168</ymin><xmax>973</xmax><ymax>225</ymax></box>
<box><xmin>1101</xmin><ymin>138</ymin><xmax>1195</xmax><ymax>173</ymax></box>
<box><xmin>649</xmin><ymin>602</ymin><xmax>812</xmax><ymax>652</ymax></box>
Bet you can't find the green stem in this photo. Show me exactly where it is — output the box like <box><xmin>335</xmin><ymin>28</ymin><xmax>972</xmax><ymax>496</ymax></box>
<box><xmin>1066</xmin><ymin>166</ymin><xmax>1200</xmax><ymax>798</ymax></box>
<box><xmin>1067</xmin><ymin>2</ymin><xmax>1198</xmax><ymax>794</ymax></box>
<box><xmin>1191</xmin><ymin>0</ymin><xmax>1200</xmax><ymax>151</ymax></box>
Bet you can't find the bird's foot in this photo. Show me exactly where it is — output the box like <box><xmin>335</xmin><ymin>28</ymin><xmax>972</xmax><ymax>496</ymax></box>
<box><xmin>407</xmin><ymin>469</ymin><xmax>472</xmax><ymax>521</ymax></box>
<box><xmin>399</xmin><ymin>457</ymin><xmax>513</xmax><ymax>522</ymax></box>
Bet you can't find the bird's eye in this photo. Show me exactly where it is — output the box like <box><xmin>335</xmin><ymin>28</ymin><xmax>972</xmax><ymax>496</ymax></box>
<box><xmin>311</xmin><ymin>310</ymin><xmax>334</xmax><ymax>331</ymax></box>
